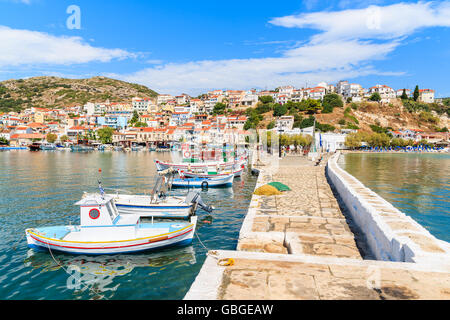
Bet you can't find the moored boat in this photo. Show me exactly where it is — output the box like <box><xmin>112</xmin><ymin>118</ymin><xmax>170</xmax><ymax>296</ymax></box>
<box><xmin>25</xmin><ymin>193</ymin><xmax>198</xmax><ymax>255</ymax></box>
<box><xmin>154</xmin><ymin>158</ymin><xmax>246</xmax><ymax>172</ymax></box>
<box><xmin>40</xmin><ymin>143</ymin><xmax>56</xmax><ymax>151</ymax></box>
<box><xmin>179</xmin><ymin>164</ymin><xmax>245</xmax><ymax>178</ymax></box>
<box><xmin>28</xmin><ymin>142</ymin><xmax>42</xmax><ymax>151</ymax></box>
<box><xmin>172</xmin><ymin>173</ymin><xmax>234</xmax><ymax>188</ymax></box>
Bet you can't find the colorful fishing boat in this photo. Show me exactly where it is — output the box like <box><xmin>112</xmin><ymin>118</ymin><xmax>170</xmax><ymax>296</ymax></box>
<box><xmin>154</xmin><ymin>158</ymin><xmax>246</xmax><ymax>172</ymax></box>
<box><xmin>25</xmin><ymin>193</ymin><xmax>198</xmax><ymax>255</ymax></box>
<box><xmin>172</xmin><ymin>173</ymin><xmax>234</xmax><ymax>188</ymax></box>
<box><xmin>179</xmin><ymin>163</ymin><xmax>245</xmax><ymax>178</ymax></box>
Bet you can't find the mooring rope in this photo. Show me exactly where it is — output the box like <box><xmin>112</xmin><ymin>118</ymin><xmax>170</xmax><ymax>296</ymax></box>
<box><xmin>44</xmin><ymin>241</ymin><xmax>107</xmax><ymax>299</ymax></box>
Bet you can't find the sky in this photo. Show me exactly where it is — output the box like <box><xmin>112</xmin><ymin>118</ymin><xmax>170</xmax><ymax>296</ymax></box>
<box><xmin>0</xmin><ymin>0</ymin><xmax>449</xmax><ymax>97</ymax></box>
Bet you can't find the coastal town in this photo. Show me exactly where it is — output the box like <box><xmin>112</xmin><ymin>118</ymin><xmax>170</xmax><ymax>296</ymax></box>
<box><xmin>0</xmin><ymin>79</ymin><xmax>449</xmax><ymax>151</ymax></box>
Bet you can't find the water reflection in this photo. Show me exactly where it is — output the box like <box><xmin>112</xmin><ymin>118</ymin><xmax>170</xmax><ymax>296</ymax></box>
<box><xmin>24</xmin><ymin>246</ymin><xmax>196</xmax><ymax>296</ymax></box>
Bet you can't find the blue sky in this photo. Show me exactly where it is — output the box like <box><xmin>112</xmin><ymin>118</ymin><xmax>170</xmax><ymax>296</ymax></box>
<box><xmin>0</xmin><ymin>0</ymin><xmax>449</xmax><ymax>96</ymax></box>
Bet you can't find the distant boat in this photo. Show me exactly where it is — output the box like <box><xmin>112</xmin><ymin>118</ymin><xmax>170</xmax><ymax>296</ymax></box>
<box><xmin>28</xmin><ymin>142</ymin><xmax>42</xmax><ymax>151</ymax></box>
<box><xmin>25</xmin><ymin>193</ymin><xmax>198</xmax><ymax>255</ymax></box>
<box><xmin>70</xmin><ymin>145</ymin><xmax>94</xmax><ymax>152</ymax></box>
<box><xmin>40</xmin><ymin>143</ymin><xmax>56</xmax><ymax>151</ymax></box>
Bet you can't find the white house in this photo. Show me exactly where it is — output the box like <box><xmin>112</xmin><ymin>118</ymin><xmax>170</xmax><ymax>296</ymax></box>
<box><xmin>275</xmin><ymin>116</ymin><xmax>294</xmax><ymax>132</ymax></box>
<box><xmin>368</xmin><ymin>85</ymin><xmax>396</xmax><ymax>103</ymax></box>
<box><xmin>419</xmin><ymin>89</ymin><xmax>435</xmax><ymax>103</ymax></box>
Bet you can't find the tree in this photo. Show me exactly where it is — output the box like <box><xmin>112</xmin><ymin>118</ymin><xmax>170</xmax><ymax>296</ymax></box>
<box><xmin>0</xmin><ymin>137</ymin><xmax>9</xmax><ymax>145</ymax></box>
<box><xmin>258</xmin><ymin>96</ymin><xmax>273</xmax><ymax>104</ymax></box>
<box><xmin>413</xmin><ymin>85</ymin><xmax>420</xmax><ymax>101</ymax></box>
<box><xmin>322</xmin><ymin>94</ymin><xmax>343</xmax><ymax>113</ymax></box>
<box><xmin>273</xmin><ymin>104</ymin><xmax>288</xmax><ymax>117</ymax></box>
<box><xmin>401</xmin><ymin>89</ymin><xmax>408</xmax><ymax>100</ymax></box>
<box><xmin>134</xmin><ymin>121</ymin><xmax>148</xmax><ymax>127</ymax></box>
<box><xmin>46</xmin><ymin>133</ymin><xmax>57</xmax><ymax>143</ymax></box>
<box><xmin>369</xmin><ymin>92</ymin><xmax>381</xmax><ymax>102</ymax></box>
<box><xmin>267</xmin><ymin>120</ymin><xmax>276</xmax><ymax>130</ymax></box>
<box><xmin>345</xmin><ymin>132</ymin><xmax>362</xmax><ymax>149</ymax></box>
<box><xmin>303</xmin><ymin>99</ymin><xmax>322</xmax><ymax>114</ymax></box>
<box><xmin>97</xmin><ymin>127</ymin><xmax>114</xmax><ymax>144</ymax></box>
<box><xmin>130</xmin><ymin>110</ymin><xmax>139</xmax><ymax>124</ymax></box>
<box><xmin>60</xmin><ymin>135</ymin><xmax>69</xmax><ymax>143</ymax></box>
<box><xmin>212</xmin><ymin>102</ymin><xmax>227</xmax><ymax>115</ymax></box>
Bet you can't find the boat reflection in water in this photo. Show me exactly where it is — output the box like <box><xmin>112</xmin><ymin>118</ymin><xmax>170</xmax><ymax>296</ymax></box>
<box><xmin>24</xmin><ymin>246</ymin><xmax>196</xmax><ymax>296</ymax></box>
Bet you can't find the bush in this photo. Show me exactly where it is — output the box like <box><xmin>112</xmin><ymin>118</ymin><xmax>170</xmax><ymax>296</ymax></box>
<box><xmin>338</xmin><ymin>119</ymin><xmax>346</xmax><ymax>125</ymax></box>
<box><xmin>273</xmin><ymin>104</ymin><xmax>288</xmax><ymax>117</ymax></box>
<box><xmin>322</xmin><ymin>94</ymin><xmax>343</xmax><ymax>113</ymax></box>
<box><xmin>267</xmin><ymin>120</ymin><xmax>275</xmax><ymax>130</ymax></box>
<box><xmin>369</xmin><ymin>92</ymin><xmax>381</xmax><ymax>102</ymax></box>
<box><xmin>350</xmin><ymin>103</ymin><xmax>358</xmax><ymax>110</ymax></box>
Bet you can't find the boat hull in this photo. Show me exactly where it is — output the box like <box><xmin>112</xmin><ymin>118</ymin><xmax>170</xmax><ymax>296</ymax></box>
<box><xmin>172</xmin><ymin>174</ymin><xmax>234</xmax><ymax>188</ymax></box>
<box><xmin>155</xmin><ymin>159</ymin><xmax>246</xmax><ymax>172</ymax></box>
<box><xmin>25</xmin><ymin>218</ymin><xmax>197</xmax><ymax>255</ymax></box>
<box><xmin>182</xmin><ymin>167</ymin><xmax>243</xmax><ymax>179</ymax></box>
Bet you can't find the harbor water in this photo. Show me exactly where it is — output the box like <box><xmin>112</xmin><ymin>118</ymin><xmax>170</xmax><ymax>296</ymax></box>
<box><xmin>0</xmin><ymin>150</ymin><xmax>257</xmax><ymax>300</ymax></box>
<box><xmin>339</xmin><ymin>153</ymin><xmax>450</xmax><ymax>243</ymax></box>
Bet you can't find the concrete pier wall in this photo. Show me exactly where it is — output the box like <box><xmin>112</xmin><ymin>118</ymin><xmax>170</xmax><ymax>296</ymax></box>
<box><xmin>327</xmin><ymin>152</ymin><xmax>450</xmax><ymax>268</ymax></box>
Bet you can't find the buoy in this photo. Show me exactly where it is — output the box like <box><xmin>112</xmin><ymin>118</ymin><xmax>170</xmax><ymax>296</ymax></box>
<box><xmin>98</xmin><ymin>168</ymin><xmax>102</xmax><ymax>173</ymax></box>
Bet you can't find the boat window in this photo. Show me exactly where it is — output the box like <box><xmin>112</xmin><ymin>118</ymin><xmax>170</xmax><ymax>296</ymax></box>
<box><xmin>105</xmin><ymin>202</ymin><xmax>117</xmax><ymax>221</ymax></box>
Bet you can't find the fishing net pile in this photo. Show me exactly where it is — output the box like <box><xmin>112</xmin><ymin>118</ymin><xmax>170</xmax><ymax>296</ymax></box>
<box><xmin>253</xmin><ymin>182</ymin><xmax>291</xmax><ymax>195</ymax></box>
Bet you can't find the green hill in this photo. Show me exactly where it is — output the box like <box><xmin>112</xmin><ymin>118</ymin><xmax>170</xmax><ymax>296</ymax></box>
<box><xmin>0</xmin><ymin>76</ymin><xmax>158</xmax><ymax>113</ymax></box>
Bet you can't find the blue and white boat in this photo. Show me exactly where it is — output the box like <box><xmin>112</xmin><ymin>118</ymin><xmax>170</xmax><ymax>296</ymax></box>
<box><xmin>40</xmin><ymin>143</ymin><xmax>56</xmax><ymax>151</ymax></box>
<box><xmin>172</xmin><ymin>173</ymin><xmax>234</xmax><ymax>188</ymax></box>
<box><xmin>109</xmin><ymin>190</ymin><xmax>213</xmax><ymax>218</ymax></box>
<box><xmin>25</xmin><ymin>193</ymin><xmax>198</xmax><ymax>255</ymax></box>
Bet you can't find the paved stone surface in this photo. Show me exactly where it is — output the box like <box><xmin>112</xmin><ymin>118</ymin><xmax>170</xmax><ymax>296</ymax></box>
<box><xmin>238</xmin><ymin>155</ymin><xmax>362</xmax><ymax>259</ymax></box>
<box><xmin>214</xmin><ymin>256</ymin><xmax>450</xmax><ymax>300</ymax></box>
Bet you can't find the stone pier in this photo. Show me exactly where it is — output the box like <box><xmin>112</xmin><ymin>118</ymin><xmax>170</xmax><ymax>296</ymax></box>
<box><xmin>185</xmin><ymin>153</ymin><xmax>450</xmax><ymax>300</ymax></box>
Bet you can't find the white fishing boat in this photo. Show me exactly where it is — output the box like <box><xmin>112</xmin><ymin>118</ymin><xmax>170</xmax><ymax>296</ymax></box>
<box><xmin>25</xmin><ymin>193</ymin><xmax>198</xmax><ymax>255</ymax></box>
<box><xmin>179</xmin><ymin>164</ymin><xmax>244</xmax><ymax>178</ymax></box>
<box><xmin>109</xmin><ymin>190</ymin><xmax>213</xmax><ymax>218</ymax></box>
<box><xmin>172</xmin><ymin>173</ymin><xmax>234</xmax><ymax>188</ymax></box>
<box><xmin>154</xmin><ymin>158</ymin><xmax>246</xmax><ymax>172</ymax></box>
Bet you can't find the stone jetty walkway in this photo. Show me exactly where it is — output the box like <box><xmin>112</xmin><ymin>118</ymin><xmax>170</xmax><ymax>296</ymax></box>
<box><xmin>185</xmin><ymin>154</ymin><xmax>450</xmax><ymax>300</ymax></box>
<box><xmin>238</xmin><ymin>156</ymin><xmax>362</xmax><ymax>259</ymax></box>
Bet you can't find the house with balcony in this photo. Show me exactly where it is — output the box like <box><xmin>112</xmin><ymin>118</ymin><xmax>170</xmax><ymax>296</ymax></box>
<box><xmin>368</xmin><ymin>85</ymin><xmax>396</xmax><ymax>103</ymax></box>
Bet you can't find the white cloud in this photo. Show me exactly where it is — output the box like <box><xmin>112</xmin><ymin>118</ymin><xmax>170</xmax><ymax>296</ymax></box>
<box><xmin>270</xmin><ymin>1</ymin><xmax>450</xmax><ymax>43</ymax></box>
<box><xmin>0</xmin><ymin>26</ymin><xmax>133</xmax><ymax>67</ymax></box>
<box><xmin>115</xmin><ymin>1</ymin><xmax>450</xmax><ymax>95</ymax></box>
<box><xmin>118</xmin><ymin>40</ymin><xmax>399</xmax><ymax>95</ymax></box>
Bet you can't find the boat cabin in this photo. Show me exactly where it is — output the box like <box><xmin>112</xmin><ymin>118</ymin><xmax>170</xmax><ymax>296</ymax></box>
<box><xmin>67</xmin><ymin>194</ymin><xmax>141</xmax><ymax>241</ymax></box>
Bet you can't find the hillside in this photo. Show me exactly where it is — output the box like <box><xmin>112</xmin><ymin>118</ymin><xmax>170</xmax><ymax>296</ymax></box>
<box><xmin>253</xmin><ymin>98</ymin><xmax>450</xmax><ymax>133</ymax></box>
<box><xmin>0</xmin><ymin>76</ymin><xmax>158</xmax><ymax>112</ymax></box>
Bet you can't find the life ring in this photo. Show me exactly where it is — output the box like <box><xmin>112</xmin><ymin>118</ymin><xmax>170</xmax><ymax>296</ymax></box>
<box><xmin>201</xmin><ymin>181</ymin><xmax>209</xmax><ymax>189</ymax></box>
<box><xmin>184</xmin><ymin>151</ymin><xmax>191</xmax><ymax>158</ymax></box>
